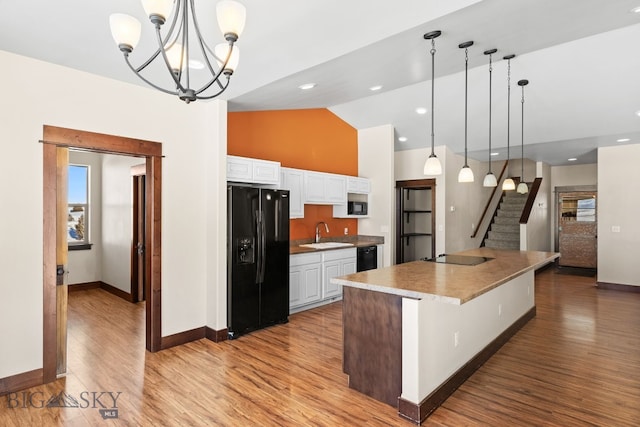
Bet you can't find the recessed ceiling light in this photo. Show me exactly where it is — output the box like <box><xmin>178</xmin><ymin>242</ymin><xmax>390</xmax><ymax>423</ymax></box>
<box><xmin>298</xmin><ymin>83</ymin><xmax>316</xmax><ymax>90</ymax></box>
<box><xmin>369</xmin><ymin>85</ymin><xmax>383</xmax><ymax>91</ymax></box>
<box><xmin>415</xmin><ymin>107</ymin><xmax>427</xmax><ymax>115</ymax></box>
<box><xmin>398</xmin><ymin>136</ymin><xmax>408</xmax><ymax>142</ymax></box>
<box><xmin>490</xmin><ymin>152</ymin><xmax>499</xmax><ymax>156</ymax></box>
<box><xmin>636</xmin><ymin>110</ymin><xmax>640</xmax><ymax>117</ymax></box>
<box><xmin>617</xmin><ymin>138</ymin><xmax>630</xmax><ymax>142</ymax></box>
<box><xmin>188</xmin><ymin>59</ymin><xmax>204</xmax><ymax>70</ymax></box>
<box><xmin>631</xmin><ymin>6</ymin><xmax>640</xmax><ymax>13</ymax></box>
<box><xmin>568</xmin><ymin>158</ymin><xmax>577</xmax><ymax>162</ymax></box>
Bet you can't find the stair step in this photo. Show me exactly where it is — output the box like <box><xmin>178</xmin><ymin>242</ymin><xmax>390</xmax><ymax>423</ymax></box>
<box><xmin>491</xmin><ymin>223</ymin><xmax>519</xmax><ymax>233</ymax></box>
<box><xmin>488</xmin><ymin>231</ymin><xmax>520</xmax><ymax>242</ymax></box>
<box><xmin>484</xmin><ymin>239</ymin><xmax>520</xmax><ymax>250</ymax></box>
<box><xmin>494</xmin><ymin>216</ymin><xmax>520</xmax><ymax>225</ymax></box>
<box><xmin>497</xmin><ymin>209</ymin><xmax>521</xmax><ymax>218</ymax></box>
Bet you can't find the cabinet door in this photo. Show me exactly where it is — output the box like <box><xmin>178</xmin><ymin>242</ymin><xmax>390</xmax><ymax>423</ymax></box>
<box><xmin>302</xmin><ymin>264</ymin><xmax>322</xmax><ymax>305</ymax></box>
<box><xmin>282</xmin><ymin>168</ymin><xmax>304</xmax><ymax>218</ymax></box>
<box><xmin>289</xmin><ymin>266</ymin><xmax>304</xmax><ymax>308</ymax></box>
<box><xmin>322</xmin><ymin>260</ymin><xmax>341</xmax><ymax>299</ymax></box>
<box><xmin>252</xmin><ymin>159</ymin><xmax>280</xmax><ymax>184</ymax></box>
<box><xmin>227</xmin><ymin>156</ymin><xmax>253</xmax><ymax>182</ymax></box>
<box><xmin>304</xmin><ymin>171</ymin><xmax>326</xmax><ymax>203</ymax></box>
<box><xmin>325</xmin><ymin>175</ymin><xmax>346</xmax><ymax>204</ymax></box>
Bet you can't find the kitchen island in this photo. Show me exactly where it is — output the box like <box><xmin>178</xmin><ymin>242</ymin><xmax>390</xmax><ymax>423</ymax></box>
<box><xmin>331</xmin><ymin>248</ymin><xmax>558</xmax><ymax>424</ymax></box>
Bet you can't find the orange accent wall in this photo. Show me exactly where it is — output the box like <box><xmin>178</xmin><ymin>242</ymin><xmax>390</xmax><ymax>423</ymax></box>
<box><xmin>228</xmin><ymin>108</ymin><xmax>359</xmax><ymax>240</ymax></box>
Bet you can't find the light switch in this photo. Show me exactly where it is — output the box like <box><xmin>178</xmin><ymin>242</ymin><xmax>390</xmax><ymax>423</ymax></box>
<box><xmin>611</xmin><ymin>226</ymin><xmax>621</xmax><ymax>233</ymax></box>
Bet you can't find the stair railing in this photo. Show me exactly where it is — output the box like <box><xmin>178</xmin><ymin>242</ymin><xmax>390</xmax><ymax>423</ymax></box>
<box><xmin>471</xmin><ymin>161</ymin><xmax>509</xmax><ymax>238</ymax></box>
<box><xmin>519</xmin><ymin>177</ymin><xmax>542</xmax><ymax>224</ymax></box>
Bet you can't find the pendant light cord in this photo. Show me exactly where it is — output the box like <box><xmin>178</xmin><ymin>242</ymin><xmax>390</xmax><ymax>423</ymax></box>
<box><xmin>488</xmin><ymin>53</ymin><xmax>493</xmax><ymax>173</ymax></box>
<box><xmin>521</xmin><ymin>84</ymin><xmax>525</xmax><ymax>180</ymax></box>
<box><xmin>507</xmin><ymin>58</ymin><xmax>511</xmax><ymax>166</ymax></box>
<box><xmin>430</xmin><ymin>39</ymin><xmax>436</xmax><ymax>156</ymax></box>
<box><xmin>464</xmin><ymin>47</ymin><xmax>469</xmax><ymax>167</ymax></box>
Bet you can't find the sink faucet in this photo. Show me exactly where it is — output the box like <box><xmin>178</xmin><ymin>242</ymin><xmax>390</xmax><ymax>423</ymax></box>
<box><xmin>315</xmin><ymin>222</ymin><xmax>329</xmax><ymax>243</ymax></box>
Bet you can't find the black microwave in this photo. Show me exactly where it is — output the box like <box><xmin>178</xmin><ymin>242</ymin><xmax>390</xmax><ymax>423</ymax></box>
<box><xmin>348</xmin><ymin>201</ymin><xmax>368</xmax><ymax>215</ymax></box>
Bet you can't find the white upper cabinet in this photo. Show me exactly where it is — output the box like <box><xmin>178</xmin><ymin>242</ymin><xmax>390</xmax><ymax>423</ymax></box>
<box><xmin>303</xmin><ymin>171</ymin><xmax>346</xmax><ymax>205</ymax></box>
<box><xmin>227</xmin><ymin>155</ymin><xmax>280</xmax><ymax>185</ymax></box>
<box><xmin>346</xmin><ymin>176</ymin><xmax>370</xmax><ymax>194</ymax></box>
<box><xmin>281</xmin><ymin>168</ymin><xmax>304</xmax><ymax>218</ymax></box>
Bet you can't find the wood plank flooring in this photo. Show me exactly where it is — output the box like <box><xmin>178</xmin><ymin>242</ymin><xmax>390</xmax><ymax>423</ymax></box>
<box><xmin>2</xmin><ymin>267</ymin><xmax>640</xmax><ymax>426</ymax></box>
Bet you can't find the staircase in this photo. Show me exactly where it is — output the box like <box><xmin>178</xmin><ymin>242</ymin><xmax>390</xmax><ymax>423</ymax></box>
<box><xmin>483</xmin><ymin>191</ymin><xmax>528</xmax><ymax>250</ymax></box>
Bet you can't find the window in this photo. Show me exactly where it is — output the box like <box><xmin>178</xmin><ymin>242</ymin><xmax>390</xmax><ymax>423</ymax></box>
<box><xmin>68</xmin><ymin>164</ymin><xmax>90</xmax><ymax>249</ymax></box>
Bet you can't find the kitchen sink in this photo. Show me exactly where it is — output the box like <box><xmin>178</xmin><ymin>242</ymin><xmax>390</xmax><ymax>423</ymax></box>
<box><xmin>299</xmin><ymin>242</ymin><xmax>355</xmax><ymax>249</ymax></box>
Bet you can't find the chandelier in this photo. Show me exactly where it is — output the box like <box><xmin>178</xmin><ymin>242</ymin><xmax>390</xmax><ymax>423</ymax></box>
<box><xmin>109</xmin><ymin>0</ymin><xmax>247</xmax><ymax>103</ymax></box>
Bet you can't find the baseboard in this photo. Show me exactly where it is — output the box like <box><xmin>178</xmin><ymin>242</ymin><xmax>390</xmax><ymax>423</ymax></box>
<box><xmin>160</xmin><ymin>327</ymin><xmax>206</xmax><ymax>350</ymax></box>
<box><xmin>398</xmin><ymin>306</ymin><xmax>536</xmax><ymax>424</ymax></box>
<box><xmin>68</xmin><ymin>281</ymin><xmax>101</xmax><ymax>291</ymax></box>
<box><xmin>205</xmin><ymin>327</ymin><xmax>228</xmax><ymax>343</ymax></box>
<box><xmin>0</xmin><ymin>369</ymin><xmax>43</xmax><ymax>396</ymax></box>
<box><xmin>596</xmin><ymin>281</ymin><xmax>640</xmax><ymax>293</ymax></box>
<box><xmin>98</xmin><ymin>281</ymin><xmax>133</xmax><ymax>302</ymax></box>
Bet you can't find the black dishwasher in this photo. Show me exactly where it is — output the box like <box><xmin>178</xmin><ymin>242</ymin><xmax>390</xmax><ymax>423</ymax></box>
<box><xmin>356</xmin><ymin>245</ymin><xmax>378</xmax><ymax>272</ymax></box>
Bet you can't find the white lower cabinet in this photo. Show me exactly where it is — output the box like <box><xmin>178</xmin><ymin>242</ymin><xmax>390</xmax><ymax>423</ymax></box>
<box><xmin>290</xmin><ymin>248</ymin><xmax>356</xmax><ymax>313</ymax></box>
<box><xmin>289</xmin><ymin>252</ymin><xmax>322</xmax><ymax>310</ymax></box>
<box><xmin>322</xmin><ymin>248</ymin><xmax>356</xmax><ymax>299</ymax></box>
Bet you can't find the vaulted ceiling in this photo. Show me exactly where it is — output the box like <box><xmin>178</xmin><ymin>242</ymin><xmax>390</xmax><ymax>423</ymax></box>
<box><xmin>1</xmin><ymin>0</ymin><xmax>639</xmax><ymax>165</ymax></box>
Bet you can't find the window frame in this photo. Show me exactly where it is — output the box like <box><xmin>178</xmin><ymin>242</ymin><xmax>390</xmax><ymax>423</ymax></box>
<box><xmin>67</xmin><ymin>164</ymin><xmax>92</xmax><ymax>250</ymax></box>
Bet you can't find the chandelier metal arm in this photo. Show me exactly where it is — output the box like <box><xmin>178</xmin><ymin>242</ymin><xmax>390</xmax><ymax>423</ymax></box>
<box><xmin>124</xmin><ymin>53</ymin><xmax>180</xmax><ymax>96</ymax></box>
<box><xmin>133</xmin><ymin>1</ymin><xmax>183</xmax><ymax>75</ymax></box>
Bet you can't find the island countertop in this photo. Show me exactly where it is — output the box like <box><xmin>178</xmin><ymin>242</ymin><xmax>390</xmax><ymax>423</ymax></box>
<box><xmin>332</xmin><ymin>248</ymin><xmax>559</xmax><ymax>304</ymax></box>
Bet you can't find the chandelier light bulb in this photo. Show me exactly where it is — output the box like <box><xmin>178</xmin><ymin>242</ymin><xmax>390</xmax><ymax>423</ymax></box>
<box><xmin>109</xmin><ymin>14</ymin><xmax>142</xmax><ymax>52</ymax></box>
<box><xmin>502</xmin><ymin>178</ymin><xmax>516</xmax><ymax>191</ymax></box>
<box><xmin>215</xmin><ymin>43</ymin><xmax>240</xmax><ymax>73</ymax></box>
<box><xmin>483</xmin><ymin>172</ymin><xmax>497</xmax><ymax>187</ymax></box>
<box><xmin>141</xmin><ymin>0</ymin><xmax>173</xmax><ymax>24</ymax></box>
<box><xmin>517</xmin><ymin>182</ymin><xmax>529</xmax><ymax>194</ymax></box>
<box><xmin>217</xmin><ymin>0</ymin><xmax>247</xmax><ymax>40</ymax></box>
<box><xmin>458</xmin><ymin>166</ymin><xmax>474</xmax><ymax>183</ymax></box>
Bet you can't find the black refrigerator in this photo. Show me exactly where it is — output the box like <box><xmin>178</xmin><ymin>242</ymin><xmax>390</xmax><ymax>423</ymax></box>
<box><xmin>227</xmin><ymin>185</ymin><xmax>290</xmax><ymax>339</ymax></box>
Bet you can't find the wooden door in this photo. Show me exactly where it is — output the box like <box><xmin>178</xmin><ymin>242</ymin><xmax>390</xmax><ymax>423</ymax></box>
<box><xmin>56</xmin><ymin>147</ymin><xmax>69</xmax><ymax>376</ymax></box>
<box><xmin>131</xmin><ymin>171</ymin><xmax>146</xmax><ymax>303</ymax></box>
<box><xmin>558</xmin><ymin>191</ymin><xmax>597</xmax><ymax>268</ymax></box>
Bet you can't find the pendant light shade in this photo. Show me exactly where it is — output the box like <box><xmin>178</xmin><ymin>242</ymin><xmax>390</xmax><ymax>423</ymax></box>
<box><xmin>516</xmin><ymin>79</ymin><xmax>529</xmax><ymax>194</ymax></box>
<box><xmin>423</xmin><ymin>31</ymin><xmax>443</xmax><ymax>176</ymax></box>
<box><xmin>483</xmin><ymin>48</ymin><xmax>498</xmax><ymax>187</ymax></box>
<box><xmin>502</xmin><ymin>54</ymin><xmax>516</xmax><ymax>191</ymax></box>
<box><xmin>458</xmin><ymin>41</ymin><xmax>474</xmax><ymax>183</ymax></box>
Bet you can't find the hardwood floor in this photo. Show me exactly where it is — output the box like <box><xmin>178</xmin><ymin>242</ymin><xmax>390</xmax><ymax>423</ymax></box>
<box><xmin>2</xmin><ymin>268</ymin><xmax>639</xmax><ymax>426</ymax></box>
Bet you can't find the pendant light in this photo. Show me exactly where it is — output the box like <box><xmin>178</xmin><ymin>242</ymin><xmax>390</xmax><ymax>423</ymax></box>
<box><xmin>516</xmin><ymin>79</ymin><xmax>529</xmax><ymax>194</ymax></box>
<box><xmin>458</xmin><ymin>41</ymin><xmax>474</xmax><ymax>183</ymax></box>
<box><xmin>502</xmin><ymin>54</ymin><xmax>516</xmax><ymax>190</ymax></box>
<box><xmin>483</xmin><ymin>48</ymin><xmax>498</xmax><ymax>187</ymax></box>
<box><xmin>423</xmin><ymin>31</ymin><xmax>443</xmax><ymax>175</ymax></box>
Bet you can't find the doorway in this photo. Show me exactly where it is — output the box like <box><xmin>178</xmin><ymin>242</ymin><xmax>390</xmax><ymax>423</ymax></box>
<box><xmin>556</xmin><ymin>186</ymin><xmax>597</xmax><ymax>269</ymax></box>
<box><xmin>131</xmin><ymin>165</ymin><xmax>146</xmax><ymax>303</ymax></box>
<box><xmin>42</xmin><ymin>125</ymin><xmax>163</xmax><ymax>384</ymax></box>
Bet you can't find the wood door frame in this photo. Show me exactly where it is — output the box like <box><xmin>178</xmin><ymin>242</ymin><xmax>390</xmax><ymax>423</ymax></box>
<box><xmin>395</xmin><ymin>179</ymin><xmax>436</xmax><ymax>264</ymax></box>
<box><xmin>43</xmin><ymin>125</ymin><xmax>163</xmax><ymax>384</ymax></box>
<box><xmin>131</xmin><ymin>165</ymin><xmax>146</xmax><ymax>303</ymax></box>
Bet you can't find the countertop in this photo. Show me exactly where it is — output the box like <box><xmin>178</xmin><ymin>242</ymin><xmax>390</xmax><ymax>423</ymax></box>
<box><xmin>289</xmin><ymin>235</ymin><xmax>383</xmax><ymax>255</ymax></box>
<box><xmin>332</xmin><ymin>248</ymin><xmax>559</xmax><ymax>304</ymax></box>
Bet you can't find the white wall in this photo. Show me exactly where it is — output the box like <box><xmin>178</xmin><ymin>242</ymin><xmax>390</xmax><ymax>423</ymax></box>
<box><xmin>0</xmin><ymin>50</ymin><xmax>226</xmax><ymax>379</ymax></box>
<box><xmin>68</xmin><ymin>151</ymin><xmax>103</xmax><ymax>284</ymax></box>
<box><xmin>100</xmin><ymin>154</ymin><xmax>141</xmax><ymax>292</ymax></box>
<box><xmin>522</xmin><ymin>161</ymin><xmax>552</xmax><ymax>252</ymax></box>
<box><xmin>597</xmin><ymin>144</ymin><xmax>640</xmax><ymax>287</ymax></box>
<box><xmin>358</xmin><ymin>125</ymin><xmax>395</xmax><ymax>267</ymax></box>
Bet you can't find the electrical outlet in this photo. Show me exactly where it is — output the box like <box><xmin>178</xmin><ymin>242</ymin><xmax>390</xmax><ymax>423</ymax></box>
<box><xmin>498</xmin><ymin>304</ymin><xmax>502</xmax><ymax>316</ymax></box>
<box><xmin>454</xmin><ymin>331</ymin><xmax>459</xmax><ymax>348</ymax></box>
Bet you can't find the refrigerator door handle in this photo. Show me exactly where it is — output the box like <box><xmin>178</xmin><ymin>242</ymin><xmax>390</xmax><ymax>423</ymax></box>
<box><xmin>255</xmin><ymin>211</ymin><xmax>262</xmax><ymax>284</ymax></box>
<box><xmin>260</xmin><ymin>211</ymin><xmax>267</xmax><ymax>283</ymax></box>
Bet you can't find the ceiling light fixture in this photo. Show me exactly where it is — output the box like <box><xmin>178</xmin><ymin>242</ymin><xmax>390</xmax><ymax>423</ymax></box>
<box><xmin>423</xmin><ymin>30</ymin><xmax>443</xmax><ymax>176</ymax></box>
<box><xmin>483</xmin><ymin>48</ymin><xmax>498</xmax><ymax>187</ymax></box>
<box><xmin>502</xmin><ymin>54</ymin><xmax>516</xmax><ymax>191</ymax></box>
<box><xmin>491</xmin><ymin>152</ymin><xmax>500</xmax><ymax>156</ymax></box>
<box><xmin>568</xmin><ymin>158</ymin><xmax>577</xmax><ymax>161</ymax></box>
<box><xmin>631</xmin><ymin>6</ymin><xmax>640</xmax><ymax>13</ymax></box>
<box><xmin>369</xmin><ymin>85</ymin><xmax>383</xmax><ymax>91</ymax></box>
<box><xmin>398</xmin><ymin>136</ymin><xmax>408</xmax><ymax>142</ymax></box>
<box><xmin>416</xmin><ymin>107</ymin><xmax>428</xmax><ymax>115</ymax></box>
<box><xmin>298</xmin><ymin>83</ymin><xmax>316</xmax><ymax>90</ymax></box>
<box><xmin>516</xmin><ymin>79</ymin><xmax>529</xmax><ymax>194</ymax></box>
<box><xmin>109</xmin><ymin>0</ymin><xmax>246</xmax><ymax>104</ymax></box>
<box><xmin>617</xmin><ymin>138</ymin><xmax>630</xmax><ymax>142</ymax></box>
<box><xmin>458</xmin><ymin>41</ymin><xmax>474</xmax><ymax>183</ymax></box>
<box><xmin>636</xmin><ymin>110</ymin><xmax>640</xmax><ymax>117</ymax></box>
